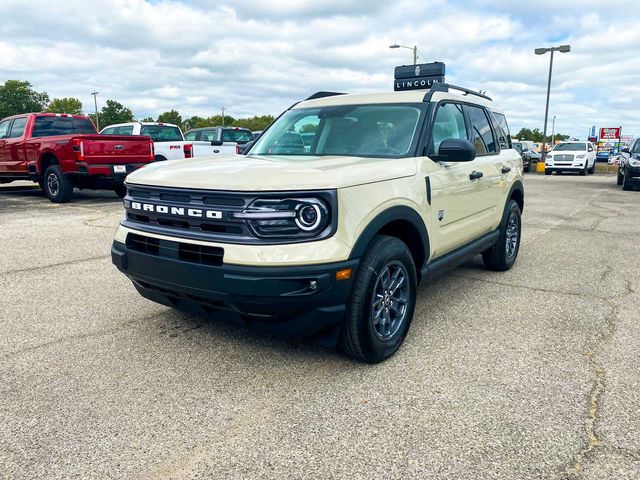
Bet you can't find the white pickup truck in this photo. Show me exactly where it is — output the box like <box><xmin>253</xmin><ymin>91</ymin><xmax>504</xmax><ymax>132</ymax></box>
<box><xmin>100</xmin><ymin>122</ymin><xmax>237</xmax><ymax>161</ymax></box>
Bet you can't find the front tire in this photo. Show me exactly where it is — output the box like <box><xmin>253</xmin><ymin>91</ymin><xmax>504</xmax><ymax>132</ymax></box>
<box><xmin>114</xmin><ymin>184</ymin><xmax>127</xmax><ymax>198</ymax></box>
<box><xmin>622</xmin><ymin>169</ymin><xmax>633</xmax><ymax>191</ymax></box>
<box><xmin>482</xmin><ymin>199</ymin><xmax>521</xmax><ymax>271</ymax></box>
<box><xmin>341</xmin><ymin>236</ymin><xmax>417</xmax><ymax>363</ymax></box>
<box><xmin>617</xmin><ymin>169</ymin><xmax>624</xmax><ymax>185</ymax></box>
<box><xmin>545</xmin><ymin>168</ymin><xmax>552</xmax><ymax>175</ymax></box>
<box><xmin>580</xmin><ymin>165</ymin><xmax>587</xmax><ymax>176</ymax></box>
<box><xmin>588</xmin><ymin>162</ymin><xmax>595</xmax><ymax>174</ymax></box>
<box><xmin>43</xmin><ymin>165</ymin><xmax>73</xmax><ymax>203</ymax></box>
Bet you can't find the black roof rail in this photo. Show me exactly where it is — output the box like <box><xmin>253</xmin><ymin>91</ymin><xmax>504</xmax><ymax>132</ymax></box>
<box><xmin>423</xmin><ymin>83</ymin><xmax>492</xmax><ymax>102</ymax></box>
<box><xmin>305</xmin><ymin>91</ymin><xmax>346</xmax><ymax>101</ymax></box>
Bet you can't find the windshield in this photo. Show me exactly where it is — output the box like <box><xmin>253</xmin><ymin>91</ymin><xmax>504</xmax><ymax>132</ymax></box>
<box><xmin>250</xmin><ymin>104</ymin><xmax>424</xmax><ymax>157</ymax></box>
<box><xmin>553</xmin><ymin>142</ymin><xmax>586</xmax><ymax>151</ymax></box>
<box><xmin>222</xmin><ymin>129</ymin><xmax>253</xmax><ymax>143</ymax></box>
<box><xmin>32</xmin><ymin>116</ymin><xmax>96</xmax><ymax>137</ymax></box>
<box><xmin>140</xmin><ymin>125</ymin><xmax>183</xmax><ymax>142</ymax></box>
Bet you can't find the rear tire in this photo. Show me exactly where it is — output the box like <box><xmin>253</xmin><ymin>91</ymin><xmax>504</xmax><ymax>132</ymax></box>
<box><xmin>114</xmin><ymin>184</ymin><xmax>127</xmax><ymax>198</ymax></box>
<box><xmin>482</xmin><ymin>199</ymin><xmax>521</xmax><ymax>271</ymax></box>
<box><xmin>545</xmin><ymin>169</ymin><xmax>552</xmax><ymax>175</ymax></box>
<box><xmin>43</xmin><ymin>165</ymin><xmax>73</xmax><ymax>203</ymax></box>
<box><xmin>340</xmin><ymin>235</ymin><xmax>417</xmax><ymax>363</ymax></box>
<box><xmin>154</xmin><ymin>155</ymin><xmax>167</xmax><ymax>162</ymax></box>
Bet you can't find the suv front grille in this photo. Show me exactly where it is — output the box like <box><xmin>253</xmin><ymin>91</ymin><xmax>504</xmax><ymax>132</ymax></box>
<box><xmin>554</xmin><ymin>154</ymin><xmax>574</xmax><ymax>162</ymax></box>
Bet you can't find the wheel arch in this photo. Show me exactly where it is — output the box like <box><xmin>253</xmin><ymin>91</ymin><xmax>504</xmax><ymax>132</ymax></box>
<box><xmin>38</xmin><ymin>151</ymin><xmax>59</xmax><ymax>176</ymax></box>
<box><xmin>349</xmin><ymin>206</ymin><xmax>430</xmax><ymax>277</ymax></box>
<box><xmin>508</xmin><ymin>180</ymin><xmax>525</xmax><ymax>213</ymax></box>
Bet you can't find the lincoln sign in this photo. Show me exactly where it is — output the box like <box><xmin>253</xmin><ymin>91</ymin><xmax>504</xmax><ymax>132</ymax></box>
<box><xmin>394</xmin><ymin>62</ymin><xmax>445</xmax><ymax>91</ymax></box>
<box><xmin>600</xmin><ymin>127</ymin><xmax>621</xmax><ymax>140</ymax></box>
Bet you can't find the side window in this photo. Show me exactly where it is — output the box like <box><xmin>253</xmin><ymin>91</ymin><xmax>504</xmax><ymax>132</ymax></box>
<box><xmin>465</xmin><ymin>105</ymin><xmax>497</xmax><ymax>155</ymax></box>
<box><xmin>588</xmin><ymin>143</ymin><xmax>593</xmax><ymax>152</ymax></box>
<box><xmin>491</xmin><ymin>112</ymin><xmax>511</xmax><ymax>149</ymax></box>
<box><xmin>184</xmin><ymin>131</ymin><xmax>197</xmax><ymax>141</ymax></box>
<box><xmin>429</xmin><ymin>102</ymin><xmax>467</xmax><ymax>155</ymax></box>
<box><xmin>101</xmin><ymin>127</ymin><xmax>115</xmax><ymax>135</ymax></box>
<box><xmin>0</xmin><ymin>119</ymin><xmax>11</xmax><ymax>138</ymax></box>
<box><xmin>116</xmin><ymin>126</ymin><xmax>134</xmax><ymax>135</ymax></box>
<box><xmin>8</xmin><ymin>117</ymin><xmax>27</xmax><ymax>138</ymax></box>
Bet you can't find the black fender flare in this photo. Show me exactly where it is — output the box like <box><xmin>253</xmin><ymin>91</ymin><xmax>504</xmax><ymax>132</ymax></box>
<box><xmin>348</xmin><ymin>205</ymin><xmax>430</xmax><ymax>268</ymax></box>
<box><xmin>507</xmin><ymin>179</ymin><xmax>525</xmax><ymax>212</ymax></box>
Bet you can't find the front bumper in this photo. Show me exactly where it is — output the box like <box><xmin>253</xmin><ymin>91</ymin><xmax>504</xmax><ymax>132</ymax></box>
<box><xmin>545</xmin><ymin>163</ymin><xmax>587</xmax><ymax>172</ymax></box>
<box><xmin>111</xmin><ymin>239</ymin><xmax>358</xmax><ymax>339</ymax></box>
<box><xmin>624</xmin><ymin>165</ymin><xmax>640</xmax><ymax>182</ymax></box>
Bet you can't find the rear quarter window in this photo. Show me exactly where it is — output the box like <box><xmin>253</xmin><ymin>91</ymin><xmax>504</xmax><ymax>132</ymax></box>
<box><xmin>490</xmin><ymin>112</ymin><xmax>512</xmax><ymax>149</ymax></box>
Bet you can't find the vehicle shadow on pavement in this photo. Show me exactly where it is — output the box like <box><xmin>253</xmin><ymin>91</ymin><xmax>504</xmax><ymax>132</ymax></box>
<box><xmin>0</xmin><ymin>186</ymin><xmax>124</xmax><ymax>205</ymax></box>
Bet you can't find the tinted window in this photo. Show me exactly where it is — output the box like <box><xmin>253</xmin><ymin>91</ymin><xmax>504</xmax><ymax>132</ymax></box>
<box><xmin>199</xmin><ymin>129</ymin><xmax>218</xmax><ymax>142</ymax></box>
<box><xmin>116</xmin><ymin>126</ymin><xmax>134</xmax><ymax>135</ymax></box>
<box><xmin>8</xmin><ymin>117</ymin><xmax>27</xmax><ymax>138</ymax></box>
<box><xmin>429</xmin><ymin>102</ymin><xmax>467</xmax><ymax>155</ymax></box>
<box><xmin>101</xmin><ymin>127</ymin><xmax>115</xmax><ymax>135</ymax></box>
<box><xmin>491</xmin><ymin>112</ymin><xmax>511</xmax><ymax>149</ymax></box>
<box><xmin>588</xmin><ymin>143</ymin><xmax>593</xmax><ymax>151</ymax></box>
<box><xmin>0</xmin><ymin>119</ymin><xmax>10</xmax><ymax>138</ymax></box>
<box><xmin>222</xmin><ymin>129</ymin><xmax>253</xmax><ymax>143</ymax></box>
<box><xmin>32</xmin><ymin>116</ymin><xmax>96</xmax><ymax>137</ymax></box>
<box><xmin>184</xmin><ymin>131</ymin><xmax>197</xmax><ymax>141</ymax></box>
<box><xmin>140</xmin><ymin>125</ymin><xmax>183</xmax><ymax>142</ymax></box>
<box><xmin>553</xmin><ymin>143</ymin><xmax>586</xmax><ymax>151</ymax></box>
<box><xmin>631</xmin><ymin>140</ymin><xmax>640</xmax><ymax>154</ymax></box>
<box><xmin>465</xmin><ymin>105</ymin><xmax>497</xmax><ymax>155</ymax></box>
<box><xmin>513</xmin><ymin>143</ymin><xmax>523</xmax><ymax>154</ymax></box>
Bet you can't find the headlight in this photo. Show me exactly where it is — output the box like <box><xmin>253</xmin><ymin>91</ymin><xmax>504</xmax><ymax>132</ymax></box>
<box><xmin>233</xmin><ymin>197</ymin><xmax>332</xmax><ymax>239</ymax></box>
<box><xmin>630</xmin><ymin>158</ymin><xmax>640</xmax><ymax>167</ymax></box>
<box><xmin>576</xmin><ymin>154</ymin><xmax>586</xmax><ymax>159</ymax></box>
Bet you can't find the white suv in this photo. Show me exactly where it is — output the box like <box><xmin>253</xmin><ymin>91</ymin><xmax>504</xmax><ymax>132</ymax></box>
<box><xmin>545</xmin><ymin>141</ymin><xmax>596</xmax><ymax>175</ymax></box>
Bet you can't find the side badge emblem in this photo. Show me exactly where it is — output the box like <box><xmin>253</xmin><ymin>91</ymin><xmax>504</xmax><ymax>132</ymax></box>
<box><xmin>438</xmin><ymin>209</ymin><xmax>445</xmax><ymax>222</ymax></box>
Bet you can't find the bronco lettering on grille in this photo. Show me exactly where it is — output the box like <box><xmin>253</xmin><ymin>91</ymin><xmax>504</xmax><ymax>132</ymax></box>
<box><xmin>126</xmin><ymin>201</ymin><xmax>222</xmax><ymax>219</ymax></box>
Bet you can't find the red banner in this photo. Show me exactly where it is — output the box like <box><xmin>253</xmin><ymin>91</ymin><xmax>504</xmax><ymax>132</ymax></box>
<box><xmin>600</xmin><ymin>127</ymin><xmax>620</xmax><ymax>140</ymax></box>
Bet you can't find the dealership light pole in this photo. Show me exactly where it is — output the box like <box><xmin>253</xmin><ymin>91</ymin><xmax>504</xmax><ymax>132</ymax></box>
<box><xmin>535</xmin><ymin>44</ymin><xmax>570</xmax><ymax>158</ymax></box>
<box><xmin>389</xmin><ymin>44</ymin><xmax>418</xmax><ymax>65</ymax></box>
<box><xmin>90</xmin><ymin>91</ymin><xmax>100</xmax><ymax>130</ymax></box>
<box><xmin>551</xmin><ymin>115</ymin><xmax>556</xmax><ymax>145</ymax></box>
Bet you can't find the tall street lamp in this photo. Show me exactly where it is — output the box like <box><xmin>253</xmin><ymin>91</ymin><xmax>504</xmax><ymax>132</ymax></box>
<box><xmin>551</xmin><ymin>115</ymin><xmax>557</xmax><ymax>145</ymax></box>
<box><xmin>389</xmin><ymin>44</ymin><xmax>418</xmax><ymax>65</ymax></box>
<box><xmin>535</xmin><ymin>44</ymin><xmax>570</xmax><ymax>159</ymax></box>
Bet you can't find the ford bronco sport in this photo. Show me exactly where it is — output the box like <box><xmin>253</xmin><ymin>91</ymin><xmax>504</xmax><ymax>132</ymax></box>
<box><xmin>111</xmin><ymin>65</ymin><xmax>524</xmax><ymax>363</ymax></box>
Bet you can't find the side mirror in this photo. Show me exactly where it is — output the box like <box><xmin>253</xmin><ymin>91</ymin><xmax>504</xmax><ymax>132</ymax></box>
<box><xmin>211</xmin><ymin>140</ymin><xmax>223</xmax><ymax>146</ymax></box>
<box><xmin>437</xmin><ymin>138</ymin><xmax>476</xmax><ymax>162</ymax></box>
<box><xmin>621</xmin><ymin>147</ymin><xmax>630</xmax><ymax>154</ymax></box>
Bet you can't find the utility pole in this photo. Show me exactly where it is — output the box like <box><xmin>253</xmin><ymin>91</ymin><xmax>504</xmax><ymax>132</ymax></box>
<box><xmin>221</xmin><ymin>106</ymin><xmax>226</xmax><ymax>127</ymax></box>
<box><xmin>90</xmin><ymin>92</ymin><xmax>100</xmax><ymax>130</ymax></box>
<box><xmin>551</xmin><ymin>115</ymin><xmax>556</xmax><ymax>145</ymax></box>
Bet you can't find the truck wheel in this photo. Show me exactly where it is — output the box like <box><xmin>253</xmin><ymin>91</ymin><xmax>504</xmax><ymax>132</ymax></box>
<box><xmin>580</xmin><ymin>165</ymin><xmax>587</xmax><ymax>176</ymax></box>
<box><xmin>43</xmin><ymin>165</ymin><xmax>73</xmax><ymax>203</ymax></box>
<box><xmin>622</xmin><ymin>169</ymin><xmax>633</xmax><ymax>191</ymax></box>
<box><xmin>588</xmin><ymin>163</ymin><xmax>595</xmax><ymax>174</ymax></box>
<box><xmin>482</xmin><ymin>199</ymin><xmax>521</xmax><ymax>271</ymax></box>
<box><xmin>617</xmin><ymin>169</ymin><xmax>624</xmax><ymax>185</ymax></box>
<box><xmin>341</xmin><ymin>235</ymin><xmax>417</xmax><ymax>363</ymax></box>
<box><xmin>154</xmin><ymin>155</ymin><xmax>167</xmax><ymax>162</ymax></box>
<box><xmin>545</xmin><ymin>169</ymin><xmax>552</xmax><ymax>175</ymax></box>
<box><xmin>114</xmin><ymin>184</ymin><xmax>127</xmax><ymax>198</ymax></box>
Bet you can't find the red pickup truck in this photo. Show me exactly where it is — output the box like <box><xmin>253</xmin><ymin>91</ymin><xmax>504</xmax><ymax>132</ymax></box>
<box><xmin>0</xmin><ymin>113</ymin><xmax>154</xmax><ymax>202</ymax></box>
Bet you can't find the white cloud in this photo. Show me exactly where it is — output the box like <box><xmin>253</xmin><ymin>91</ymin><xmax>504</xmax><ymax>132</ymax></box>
<box><xmin>0</xmin><ymin>0</ymin><xmax>638</xmax><ymax>138</ymax></box>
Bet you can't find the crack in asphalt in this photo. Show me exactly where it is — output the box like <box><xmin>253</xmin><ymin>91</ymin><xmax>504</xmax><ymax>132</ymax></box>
<box><xmin>0</xmin><ymin>254</ymin><xmax>110</xmax><ymax>276</ymax></box>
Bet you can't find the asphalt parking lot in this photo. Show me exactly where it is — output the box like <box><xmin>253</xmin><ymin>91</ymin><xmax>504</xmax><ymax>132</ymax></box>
<box><xmin>1</xmin><ymin>174</ymin><xmax>639</xmax><ymax>479</ymax></box>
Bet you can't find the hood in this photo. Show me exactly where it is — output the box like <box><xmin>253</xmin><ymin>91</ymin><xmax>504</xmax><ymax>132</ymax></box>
<box><xmin>125</xmin><ymin>154</ymin><xmax>417</xmax><ymax>191</ymax></box>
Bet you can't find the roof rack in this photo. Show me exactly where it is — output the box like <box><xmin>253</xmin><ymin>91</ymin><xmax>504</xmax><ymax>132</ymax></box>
<box><xmin>305</xmin><ymin>91</ymin><xmax>346</xmax><ymax>101</ymax></box>
<box><xmin>423</xmin><ymin>83</ymin><xmax>492</xmax><ymax>102</ymax></box>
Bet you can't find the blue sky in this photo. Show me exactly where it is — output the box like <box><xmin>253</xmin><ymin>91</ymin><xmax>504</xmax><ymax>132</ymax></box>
<box><xmin>0</xmin><ymin>0</ymin><xmax>638</xmax><ymax>139</ymax></box>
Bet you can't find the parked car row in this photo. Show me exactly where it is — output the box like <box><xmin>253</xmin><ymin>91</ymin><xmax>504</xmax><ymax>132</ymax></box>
<box><xmin>617</xmin><ymin>138</ymin><xmax>640</xmax><ymax>190</ymax></box>
<box><xmin>0</xmin><ymin>112</ymin><xmax>255</xmax><ymax>202</ymax></box>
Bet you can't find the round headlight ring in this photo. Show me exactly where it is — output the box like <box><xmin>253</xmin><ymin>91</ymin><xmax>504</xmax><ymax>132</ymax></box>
<box><xmin>295</xmin><ymin>203</ymin><xmax>323</xmax><ymax>231</ymax></box>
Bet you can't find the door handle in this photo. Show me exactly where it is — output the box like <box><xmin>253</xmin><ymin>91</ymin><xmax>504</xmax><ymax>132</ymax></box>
<box><xmin>501</xmin><ymin>166</ymin><xmax>511</xmax><ymax>174</ymax></box>
<box><xmin>469</xmin><ymin>170</ymin><xmax>483</xmax><ymax>180</ymax></box>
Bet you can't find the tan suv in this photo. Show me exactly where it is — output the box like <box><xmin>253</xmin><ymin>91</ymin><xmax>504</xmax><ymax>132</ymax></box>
<box><xmin>111</xmin><ymin>81</ymin><xmax>524</xmax><ymax>363</ymax></box>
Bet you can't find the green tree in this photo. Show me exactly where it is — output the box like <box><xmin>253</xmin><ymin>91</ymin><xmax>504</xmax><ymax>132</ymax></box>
<box><xmin>299</xmin><ymin>123</ymin><xmax>317</xmax><ymax>134</ymax></box>
<box><xmin>141</xmin><ymin>116</ymin><xmax>154</xmax><ymax>122</ymax></box>
<box><xmin>96</xmin><ymin>99</ymin><xmax>134</xmax><ymax>128</ymax></box>
<box><xmin>233</xmin><ymin>115</ymin><xmax>274</xmax><ymax>131</ymax></box>
<box><xmin>47</xmin><ymin>97</ymin><xmax>83</xmax><ymax>115</ymax></box>
<box><xmin>0</xmin><ymin>80</ymin><xmax>49</xmax><ymax>118</ymax></box>
<box><xmin>157</xmin><ymin>109</ymin><xmax>182</xmax><ymax>126</ymax></box>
